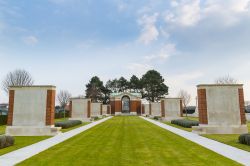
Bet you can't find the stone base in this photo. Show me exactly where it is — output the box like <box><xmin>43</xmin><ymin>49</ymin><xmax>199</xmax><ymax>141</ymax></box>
<box><xmin>6</xmin><ymin>126</ymin><xmax>61</xmax><ymax>136</ymax></box>
<box><xmin>246</xmin><ymin>113</ymin><xmax>250</xmax><ymax>121</ymax></box>
<box><xmin>162</xmin><ymin>117</ymin><xmax>184</xmax><ymax>122</ymax></box>
<box><xmin>192</xmin><ymin>125</ymin><xmax>248</xmax><ymax>134</ymax></box>
<box><xmin>69</xmin><ymin>117</ymin><xmax>91</xmax><ymax>122</ymax></box>
<box><xmin>115</xmin><ymin>112</ymin><xmax>137</xmax><ymax>116</ymax></box>
<box><xmin>115</xmin><ymin>112</ymin><xmax>122</xmax><ymax>115</ymax></box>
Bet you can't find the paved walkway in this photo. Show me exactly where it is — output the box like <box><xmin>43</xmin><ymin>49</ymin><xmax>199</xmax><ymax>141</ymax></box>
<box><xmin>0</xmin><ymin>116</ymin><xmax>113</xmax><ymax>166</ymax></box>
<box><xmin>141</xmin><ymin>116</ymin><xmax>250</xmax><ymax>166</ymax></box>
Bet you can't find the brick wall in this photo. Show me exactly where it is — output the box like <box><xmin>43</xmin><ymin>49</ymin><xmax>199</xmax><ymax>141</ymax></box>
<box><xmin>69</xmin><ymin>101</ymin><xmax>72</xmax><ymax>118</ymax></box>
<box><xmin>238</xmin><ymin>88</ymin><xmax>247</xmax><ymax>125</ymax></box>
<box><xmin>161</xmin><ymin>100</ymin><xmax>165</xmax><ymax>117</ymax></box>
<box><xmin>197</xmin><ymin>89</ymin><xmax>208</xmax><ymax>124</ymax></box>
<box><xmin>7</xmin><ymin>90</ymin><xmax>15</xmax><ymax>126</ymax></box>
<box><xmin>180</xmin><ymin>99</ymin><xmax>183</xmax><ymax>117</ymax></box>
<box><xmin>46</xmin><ymin>90</ymin><xmax>55</xmax><ymax>126</ymax></box>
<box><xmin>87</xmin><ymin>100</ymin><xmax>91</xmax><ymax>118</ymax></box>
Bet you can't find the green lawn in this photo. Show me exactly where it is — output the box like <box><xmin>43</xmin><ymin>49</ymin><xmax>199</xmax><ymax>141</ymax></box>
<box><xmin>60</xmin><ymin>122</ymin><xmax>90</xmax><ymax>133</ymax></box>
<box><xmin>19</xmin><ymin>116</ymin><xmax>240</xmax><ymax>166</ymax></box>
<box><xmin>202</xmin><ymin>121</ymin><xmax>250</xmax><ymax>152</ymax></box>
<box><xmin>0</xmin><ymin>136</ymin><xmax>50</xmax><ymax>156</ymax></box>
<box><xmin>202</xmin><ymin>134</ymin><xmax>250</xmax><ymax>152</ymax></box>
<box><xmin>163</xmin><ymin>121</ymin><xmax>193</xmax><ymax>132</ymax></box>
<box><xmin>55</xmin><ymin>118</ymin><xmax>69</xmax><ymax>122</ymax></box>
<box><xmin>163</xmin><ymin>119</ymin><xmax>250</xmax><ymax>153</ymax></box>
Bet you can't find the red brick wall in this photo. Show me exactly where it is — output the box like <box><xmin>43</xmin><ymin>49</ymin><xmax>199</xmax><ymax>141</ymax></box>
<box><xmin>115</xmin><ymin>100</ymin><xmax>121</xmax><ymax>113</ymax></box>
<box><xmin>197</xmin><ymin>89</ymin><xmax>208</xmax><ymax>124</ymax></box>
<box><xmin>46</xmin><ymin>90</ymin><xmax>55</xmax><ymax>126</ymax></box>
<box><xmin>7</xmin><ymin>90</ymin><xmax>15</xmax><ymax>126</ymax></box>
<box><xmin>100</xmin><ymin>104</ymin><xmax>103</xmax><ymax>115</ymax></box>
<box><xmin>161</xmin><ymin>100</ymin><xmax>165</xmax><ymax>117</ymax></box>
<box><xmin>149</xmin><ymin>103</ymin><xmax>152</xmax><ymax>115</ymax></box>
<box><xmin>136</xmin><ymin>100</ymin><xmax>141</xmax><ymax>115</ymax></box>
<box><xmin>87</xmin><ymin>100</ymin><xmax>91</xmax><ymax>118</ymax></box>
<box><xmin>69</xmin><ymin>101</ymin><xmax>72</xmax><ymax>118</ymax></box>
<box><xmin>180</xmin><ymin>99</ymin><xmax>183</xmax><ymax>117</ymax></box>
<box><xmin>238</xmin><ymin>88</ymin><xmax>246</xmax><ymax>125</ymax></box>
<box><xmin>130</xmin><ymin>101</ymin><xmax>137</xmax><ymax>112</ymax></box>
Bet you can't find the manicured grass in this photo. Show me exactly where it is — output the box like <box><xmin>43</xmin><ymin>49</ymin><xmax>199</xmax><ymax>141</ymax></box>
<box><xmin>185</xmin><ymin>116</ymin><xmax>199</xmax><ymax>121</ymax></box>
<box><xmin>0</xmin><ymin>125</ymin><xmax>6</xmax><ymax>135</ymax></box>
<box><xmin>60</xmin><ymin>122</ymin><xmax>90</xmax><ymax>133</ymax></box>
<box><xmin>19</xmin><ymin>116</ymin><xmax>240</xmax><ymax>166</ymax></box>
<box><xmin>164</xmin><ymin>121</ymin><xmax>192</xmax><ymax>132</ymax></box>
<box><xmin>55</xmin><ymin>118</ymin><xmax>69</xmax><ymax>122</ymax></box>
<box><xmin>202</xmin><ymin>121</ymin><xmax>250</xmax><ymax>152</ymax></box>
<box><xmin>0</xmin><ymin>136</ymin><xmax>50</xmax><ymax>156</ymax></box>
<box><xmin>202</xmin><ymin>134</ymin><xmax>250</xmax><ymax>152</ymax></box>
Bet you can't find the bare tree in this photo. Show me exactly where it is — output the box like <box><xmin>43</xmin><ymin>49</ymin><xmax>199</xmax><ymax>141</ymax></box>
<box><xmin>215</xmin><ymin>75</ymin><xmax>237</xmax><ymax>84</ymax></box>
<box><xmin>57</xmin><ymin>90</ymin><xmax>71</xmax><ymax>118</ymax></box>
<box><xmin>178</xmin><ymin>89</ymin><xmax>191</xmax><ymax>117</ymax></box>
<box><xmin>2</xmin><ymin>69</ymin><xmax>34</xmax><ymax>94</ymax></box>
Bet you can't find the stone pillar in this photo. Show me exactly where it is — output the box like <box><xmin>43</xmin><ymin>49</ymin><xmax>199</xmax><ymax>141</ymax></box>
<box><xmin>91</xmin><ymin>102</ymin><xmax>102</xmax><ymax>118</ymax></box>
<box><xmin>192</xmin><ymin>84</ymin><xmax>248</xmax><ymax>134</ymax></box>
<box><xmin>149</xmin><ymin>103</ymin><xmax>152</xmax><ymax>115</ymax></box>
<box><xmin>161</xmin><ymin>98</ymin><xmax>183</xmax><ymax>121</ymax></box>
<box><xmin>150</xmin><ymin>102</ymin><xmax>161</xmax><ymax>117</ymax></box>
<box><xmin>141</xmin><ymin>104</ymin><xmax>145</xmax><ymax>115</ymax></box>
<box><xmin>6</xmin><ymin>86</ymin><xmax>61</xmax><ymax>136</ymax></box>
<box><xmin>69</xmin><ymin>98</ymin><xmax>91</xmax><ymax>122</ymax></box>
<box><xmin>143</xmin><ymin>104</ymin><xmax>150</xmax><ymax>116</ymax></box>
<box><xmin>107</xmin><ymin>105</ymin><xmax>111</xmax><ymax>114</ymax></box>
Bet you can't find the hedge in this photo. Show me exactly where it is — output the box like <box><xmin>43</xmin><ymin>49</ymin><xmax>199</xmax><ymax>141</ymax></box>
<box><xmin>55</xmin><ymin>120</ymin><xmax>82</xmax><ymax>129</ymax></box>
<box><xmin>239</xmin><ymin>134</ymin><xmax>250</xmax><ymax>146</ymax></box>
<box><xmin>153</xmin><ymin>116</ymin><xmax>162</xmax><ymax>120</ymax></box>
<box><xmin>0</xmin><ymin>135</ymin><xmax>15</xmax><ymax>149</ymax></box>
<box><xmin>171</xmin><ymin>119</ymin><xmax>199</xmax><ymax>128</ymax></box>
<box><xmin>91</xmin><ymin>116</ymin><xmax>99</xmax><ymax>121</ymax></box>
<box><xmin>0</xmin><ymin>115</ymin><xmax>7</xmax><ymax>125</ymax></box>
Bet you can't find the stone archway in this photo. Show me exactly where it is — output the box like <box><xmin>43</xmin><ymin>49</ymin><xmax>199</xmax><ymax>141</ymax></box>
<box><xmin>121</xmin><ymin>96</ymin><xmax>130</xmax><ymax>113</ymax></box>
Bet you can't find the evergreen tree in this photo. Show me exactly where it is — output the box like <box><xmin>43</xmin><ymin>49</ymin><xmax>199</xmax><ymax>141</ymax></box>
<box><xmin>141</xmin><ymin>70</ymin><xmax>168</xmax><ymax>102</ymax></box>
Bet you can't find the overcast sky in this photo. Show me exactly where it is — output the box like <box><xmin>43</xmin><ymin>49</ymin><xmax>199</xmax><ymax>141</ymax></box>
<box><xmin>1</xmin><ymin>0</ymin><xmax>250</xmax><ymax>105</ymax></box>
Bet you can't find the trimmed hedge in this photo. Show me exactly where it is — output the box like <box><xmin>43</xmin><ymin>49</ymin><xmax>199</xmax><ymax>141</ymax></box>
<box><xmin>55</xmin><ymin>120</ymin><xmax>82</xmax><ymax>129</ymax></box>
<box><xmin>171</xmin><ymin>119</ymin><xmax>199</xmax><ymax>128</ymax></box>
<box><xmin>0</xmin><ymin>115</ymin><xmax>7</xmax><ymax>125</ymax></box>
<box><xmin>0</xmin><ymin>135</ymin><xmax>15</xmax><ymax>149</ymax></box>
<box><xmin>153</xmin><ymin>116</ymin><xmax>162</xmax><ymax>120</ymax></box>
<box><xmin>239</xmin><ymin>134</ymin><xmax>250</xmax><ymax>146</ymax></box>
<box><xmin>91</xmin><ymin>116</ymin><xmax>99</xmax><ymax>121</ymax></box>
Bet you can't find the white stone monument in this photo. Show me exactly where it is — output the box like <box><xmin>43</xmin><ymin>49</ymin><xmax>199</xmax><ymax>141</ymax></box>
<box><xmin>91</xmin><ymin>103</ymin><xmax>102</xmax><ymax>118</ymax></box>
<box><xmin>6</xmin><ymin>86</ymin><xmax>61</xmax><ymax>136</ymax></box>
<box><xmin>102</xmin><ymin>104</ymin><xmax>111</xmax><ymax>115</ymax></box>
<box><xmin>69</xmin><ymin>98</ymin><xmax>91</xmax><ymax>122</ymax></box>
<box><xmin>161</xmin><ymin>98</ymin><xmax>183</xmax><ymax>121</ymax></box>
<box><xmin>192</xmin><ymin>84</ymin><xmax>248</xmax><ymax>134</ymax></box>
<box><xmin>150</xmin><ymin>102</ymin><xmax>161</xmax><ymax>117</ymax></box>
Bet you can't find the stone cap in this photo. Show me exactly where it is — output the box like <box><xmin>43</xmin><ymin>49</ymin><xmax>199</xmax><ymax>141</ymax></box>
<box><xmin>70</xmin><ymin>97</ymin><xmax>90</xmax><ymax>100</ymax></box>
<box><xmin>9</xmin><ymin>85</ymin><xmax>56</xmax><ymax>90</ymax></box>
<box><xmin>197</xmin><ymin>84</ymin><xmax>243</xmax><ymax>88</ymax></box>
<box><xmin>161</xmin><ymin>98</ymin><xmax>182</xmax><ymax>100</ymax></box>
